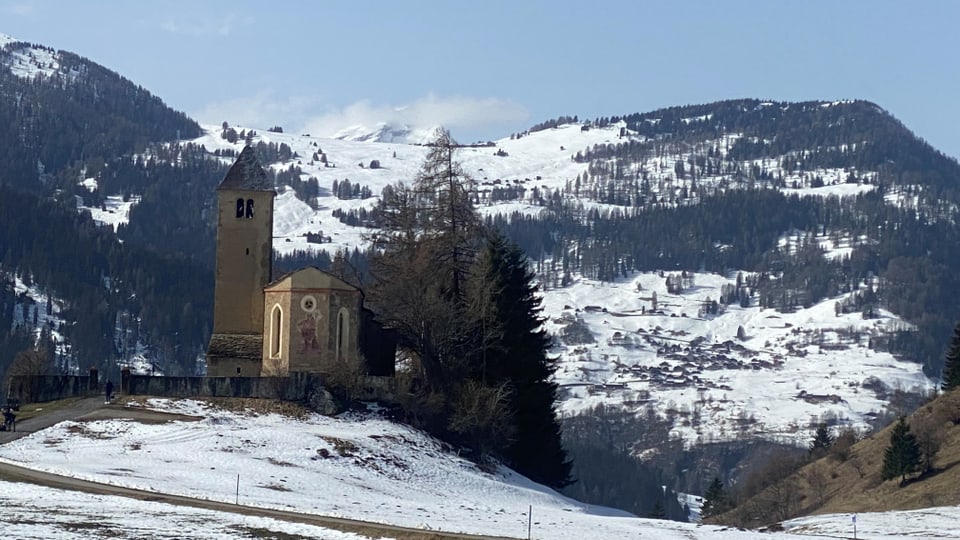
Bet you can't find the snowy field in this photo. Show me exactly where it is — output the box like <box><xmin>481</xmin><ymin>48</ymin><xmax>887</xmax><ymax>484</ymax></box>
<box><xmin>0</xmin><ymin>398</ymin><xmax>957</xmax><ymax>539</ymax></box>
<box><xmin>75</xmin><ymin>194</ymin><xmax>138</xmax><ymax>231</ymax></box>
<box><xmin>0</xmin><ymin>480</ymin><xmax>372</xmax><ymax>540</ymax></box>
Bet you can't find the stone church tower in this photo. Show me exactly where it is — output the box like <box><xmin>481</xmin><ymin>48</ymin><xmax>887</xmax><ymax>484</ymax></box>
<box><xmin>206</xmin><ymin>146</ymin><xmax>276</xmax><ymax>376</ymax></box>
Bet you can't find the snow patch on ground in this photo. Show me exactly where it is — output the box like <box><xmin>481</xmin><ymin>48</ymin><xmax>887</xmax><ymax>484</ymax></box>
<box><xmin>76</xmin><ymin>194</ymin><xmax>138</xmax><ymax>231</ymax></box>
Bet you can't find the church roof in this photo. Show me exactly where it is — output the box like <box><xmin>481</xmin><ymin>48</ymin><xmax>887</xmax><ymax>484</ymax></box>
<box><xmin>264</xmin><ymin>266</ymin><xmax>358</xmax><ymax>292</ymax></box>
<box><xmin>218</xmin><ymin>146</ymin><xmax>274</xmax><ymax>192</ymax></box>
<box><xmin>207</xmin><ymin>333</ymin><xmax>263</xmax><ymax>360</ymax></box>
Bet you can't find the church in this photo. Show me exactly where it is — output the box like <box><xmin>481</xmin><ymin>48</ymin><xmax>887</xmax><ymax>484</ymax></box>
<box><xmin>206</xmin><ymin>147</ymin><xmax>395</xmax><ymax>378</ymax></box>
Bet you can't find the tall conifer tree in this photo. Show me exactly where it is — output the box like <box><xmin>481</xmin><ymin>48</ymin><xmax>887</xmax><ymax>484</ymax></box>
<box><xmin>942</xmin><ymin>322</ymin><xmax>960</xmax><ymax>391</ymax></box>
<box><xmin>701</xmin><ymin>477</ymin><xmax>730</xmax><ymax>519</ymax></box>
<box><xmin>881</xmin><ymin>417</ymin><xmax>921</xmax><ymax>486</ymax></box>
<box><xmin>476</xmin><ymin>232</ymin><xmax>571</xmax><ymax>487</ymax></box>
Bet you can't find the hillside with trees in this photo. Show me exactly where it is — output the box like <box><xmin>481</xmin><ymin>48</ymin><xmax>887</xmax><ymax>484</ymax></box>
<box><xmin>0</xmin><ymin>39</ymin><xmax>201</xmax><ymax>194</ymax></box>
<box><xmin>493</xmin><ymin>100</ymin><xmax>960</xmax><ymax>379</ymax></box>
<box><xmin>709</xmin><ymin>388</ymin><xmax>960</xmax><ymax>528</ymax></box>
<box><xmin>0</xmin><ymin>39</ymin><xmax>210</xmax><ymax>379</ymax></box>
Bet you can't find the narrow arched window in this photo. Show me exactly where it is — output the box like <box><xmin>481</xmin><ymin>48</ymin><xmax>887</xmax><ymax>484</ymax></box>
<box><xmin>270</xmin><ymin>304</ymin><xmax>282</xmax><ymax>358</ymax></box>
<box><xmin>336</xmin><ymin>308</ymin><xmax>350</xmax><ymax>361</ymax></box>
<box><xmin>235</xmin><ymin>198</ymin><xmax>244</xmax><ymax>218</ymax></box>
<box><xmin>246</xmin><ymin>199</ymin><xmax>255</xmax><ymax>218</ymax></box>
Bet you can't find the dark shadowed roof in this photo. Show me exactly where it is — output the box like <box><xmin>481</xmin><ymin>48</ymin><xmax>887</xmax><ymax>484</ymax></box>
<box><xmin>207</xmin><ymin>333</ymin><xmax>263</xmax><ymax>360</ymax></box>
<box><xmin>218</xmin><ymin>146</ymin><xmax>274</xmax><ymax>191</ymax></box>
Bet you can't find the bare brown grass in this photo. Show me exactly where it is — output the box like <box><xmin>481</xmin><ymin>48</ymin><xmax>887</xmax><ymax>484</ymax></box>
<box><xmin>198</xmin><ymin>397</ymin><xmax>312</xmax><ymax>419</ymax></box>
<box><xmin>718</xmin><ymin>389</ymin><xmax>960</xmax><ymax>527</ymax></box>
<box><xmin>66</xmin><ymin>424</ymin><xmax>114</xmax><ymax>439</ymax></box>
<box><xmin>320</xmin><ymin>436</ymin><xmax>359</xmax><ymax>457</ymax></box>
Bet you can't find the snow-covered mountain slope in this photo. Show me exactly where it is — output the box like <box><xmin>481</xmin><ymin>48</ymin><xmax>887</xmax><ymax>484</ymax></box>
<box><xmin>191</xmin><ymin>122</ymin><xmax>650</xmax><ymax>255</ymax></box>
<box><xmin>192</xmin><ymin>120</ymin><xmax>880</xmax><ymax>258</ymax></box>
<box><xmin>543</xmin><ymin>272</ymin><xmax>931</xmax><ymax>449</ymax></box>
<box><xmin>0</xmin><ymin>398</ymin><xmax>955</xmax><ymax>539</ymax></box>
<box><xmin>183</xmin><ymin>118</ymin><xmax>933</xmax><ymax>450</ymax></box>
<box><xmin>0</xmin><ymin>32</ymin><xmax>62</xmax><ymax>80</ymax></box>
<box><xmin>333</xmin><ymin>122</ymin><xmax>443</xmax><ymax>144</ymax></box>
<box><xmin>4</xmin><ymin>273</ymin><xmax>75</xmax><ymax>369</ymax></box>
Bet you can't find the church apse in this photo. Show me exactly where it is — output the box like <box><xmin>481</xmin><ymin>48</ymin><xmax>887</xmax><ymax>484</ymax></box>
<box><xmin>261</xmin><ymin>268</ymin><xmax>367</xmax><ymax>375</ymax></box>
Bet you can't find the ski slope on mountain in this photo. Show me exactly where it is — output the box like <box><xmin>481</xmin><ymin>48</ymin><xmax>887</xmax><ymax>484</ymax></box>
<box><xmin>0</xmin><ymin>398</ymin><xmax>956</xmax><ymax>539</ymax></box>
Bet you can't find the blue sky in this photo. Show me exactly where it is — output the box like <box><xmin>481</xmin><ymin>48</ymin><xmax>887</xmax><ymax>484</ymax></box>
<box><xmin>3</xmin><ymin>0</ymin><xmax>959</xmax><ymax>158</ymax></box>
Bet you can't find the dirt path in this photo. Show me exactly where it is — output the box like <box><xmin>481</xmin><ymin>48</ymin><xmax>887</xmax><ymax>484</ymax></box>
<box><xmin>0</xmin><ymin>398</ymin><xmax>517</xmax><ymax>540</ymax></box>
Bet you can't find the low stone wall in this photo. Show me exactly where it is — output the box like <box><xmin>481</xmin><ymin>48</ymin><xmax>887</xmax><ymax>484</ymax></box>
<box><xmin>6</xmin><ymin>371</ymin><xmax>396</xmax><ymax>407</ymax></box>
<box><xmin>7</xmin><ymin>375</ymin><xmax>99</xmax><ymax>404</ymax></box>
<box><xmin>121</xmin><ymin>372</ymin><xmax>396</xmax><ymax>403</ymax></box>
<box><xmin>121</xmin><ymin>371</ymin><xmax>328</xmax><ymax>401</ymax></box>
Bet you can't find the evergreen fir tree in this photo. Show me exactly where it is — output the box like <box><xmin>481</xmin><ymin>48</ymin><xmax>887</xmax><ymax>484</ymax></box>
<box><xmin>477</xmin><ymin>232</ymin><xmax>572</xmax><ymax>488</ymax></box>
<box><xmin>881</xmin><ymin>417</ymin><xmax>921</xmax><ymax>486</ymax></box>
<box><xmin>809</xmin><ymin>423</ymin><xmax>833</xmax><ymax>456</ymax></box>
<box><xmin>649</xmin><ymin>499</ymin><xmax>667</xmax><ymax>519</ymax></box>
<box><xmin>942</xmin><ymin>322</ymin><xmax>960</xmax><ymax>391</ymax></box>
<box><xmin>701</xmin><ymin>476</ymin><xmax>729</xmax><ymax>519</ymax></box>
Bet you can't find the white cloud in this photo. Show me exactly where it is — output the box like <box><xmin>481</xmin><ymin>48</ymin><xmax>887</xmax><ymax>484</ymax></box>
<box><xmin>159</xmin><ymin>12</ymin><xmax>252</xmax><ymax>37</ymax></box>
<box><xmin>196</xmin><ymin>93</ymin><xmax>530</xmax><ymax>142</ymax></box>
<box><xmin>1</xmin><ymin>1</ymin><xmax>35</xmax><ymax>16</ymax></box>
<box><xmin>299</xmin><ymin>95</ymin><xmax>530</xmax><ymax>142</ymax></box>
<box><xmin>194</xmin><ymin>91</ymin><xmax>323</xmax><ymax>132</ymax></box>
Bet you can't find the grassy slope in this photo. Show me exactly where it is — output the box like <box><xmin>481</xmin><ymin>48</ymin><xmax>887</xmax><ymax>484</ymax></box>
<box><xmin>718</xmin><ymin>389</ymin><xmax>960</xmax><ymax>527</ymax></box>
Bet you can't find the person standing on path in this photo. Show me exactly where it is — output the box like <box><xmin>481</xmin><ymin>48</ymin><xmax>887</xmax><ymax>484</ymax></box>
<box><xmin>105</xmin><ymin>380</ymin><xmax>114</xmax><ymax>404</ymax></box>
<box><xmin>2</xmin><ymin>407</ymin><xmax>14</xmax><ymax>432</ymax></box>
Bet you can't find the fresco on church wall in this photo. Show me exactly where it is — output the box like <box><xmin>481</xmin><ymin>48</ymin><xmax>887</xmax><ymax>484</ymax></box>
<box><xmin>297</xmin><ymin>313</ymin><xmax>320</xmax><ymax>353</ymax></box>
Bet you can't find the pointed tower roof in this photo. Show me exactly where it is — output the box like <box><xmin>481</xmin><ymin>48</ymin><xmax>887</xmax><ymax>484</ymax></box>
<box><xmin>218</xmin><ymin>146</ymin><xmax>274</xmax><ymax>191</ymax></box>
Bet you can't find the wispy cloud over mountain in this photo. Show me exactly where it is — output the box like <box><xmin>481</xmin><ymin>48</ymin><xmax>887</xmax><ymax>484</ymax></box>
<box><xmin>158</xmin><ymin>12</ymin><xmax>252</xmax><ymax>37</ymax></box>
<box><xmin>197</xmin><ymin>93</ymin><xmax>528</xmax><ymax>143</ymax></box>
<box><xmin>300</xmin><ymin>95</ymin><xmax>528</xmax><ymax>142</ymax></box>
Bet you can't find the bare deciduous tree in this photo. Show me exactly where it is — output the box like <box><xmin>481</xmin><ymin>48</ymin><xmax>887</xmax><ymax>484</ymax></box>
<box><xmin>368</xmin><ymin>129</ymin><xmax>485</xmax><ymax>392</ymax></box>
<box><xmin>448</xmin><ymin>380</ymin><xmax>515</xmax><ymax>459</ymax></box>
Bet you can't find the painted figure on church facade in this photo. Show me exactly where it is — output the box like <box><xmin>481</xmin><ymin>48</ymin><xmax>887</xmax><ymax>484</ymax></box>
<box><xmin>297</xmin><ymin>313</ymin><xmax>319</xmax><ymax>353</ymax></box>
